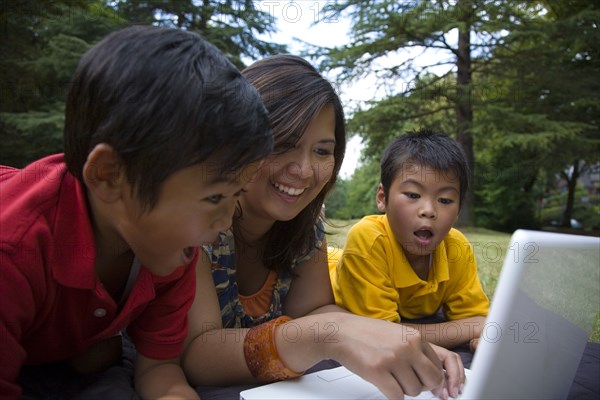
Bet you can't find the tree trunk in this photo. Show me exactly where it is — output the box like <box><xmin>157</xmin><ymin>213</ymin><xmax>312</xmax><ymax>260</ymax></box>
<box><xmin>560</xmin><ymin>160</ymin><xmax>580</xmax><ymax>228</ymax></box>
<box><xmin>455</xmin><ymin>0</ymin><xmax>475</xmax><ymax>227</ymax></box>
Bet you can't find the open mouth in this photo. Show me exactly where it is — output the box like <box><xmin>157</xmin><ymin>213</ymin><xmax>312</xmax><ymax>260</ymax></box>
<box><xmin>272</xmin><ymin>181</ymin><xmax>306</xmax><ymax>196</ymax></box>
<box><xmin>414</xmin><ymin>229</ymin><xmax>433</xmax><ymax>240</ymax></box>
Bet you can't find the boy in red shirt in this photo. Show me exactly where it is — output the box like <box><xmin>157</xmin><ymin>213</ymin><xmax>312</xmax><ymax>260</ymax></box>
<box><xmin>0</xmin><ymin>26</ymin><xmax>272</xmax><ymax>399</ymax></box>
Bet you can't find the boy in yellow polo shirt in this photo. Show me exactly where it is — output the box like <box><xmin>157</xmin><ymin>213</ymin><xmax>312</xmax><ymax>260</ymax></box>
<box><xmin>331</xmin><ymin>129</ymin><xmax>489</xmax><ymax>351</ymax></box>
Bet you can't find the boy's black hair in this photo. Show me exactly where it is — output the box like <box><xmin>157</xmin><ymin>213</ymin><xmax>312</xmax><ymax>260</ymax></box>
<box><xmin>64</xmin><ymin>25</ymin><xmax>272</xmax><ymax>210</ymax></box>
<box><xmin>380</xmin><ymin>129</ymin><xmax>470</xmax><ymax>207</ymax></box>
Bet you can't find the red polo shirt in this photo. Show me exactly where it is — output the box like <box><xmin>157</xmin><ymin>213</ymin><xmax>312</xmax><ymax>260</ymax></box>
<box><xmin>0</xmin><ymin>154</ymin><xmax>197</xmax><ymax>398</ymax></box>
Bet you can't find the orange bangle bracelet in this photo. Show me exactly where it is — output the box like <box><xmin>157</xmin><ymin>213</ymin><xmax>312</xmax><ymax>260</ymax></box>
<box><xmin>243</xmin><ymin>315</ymin><xmax>304</xmax><ymax>382</ymax></box>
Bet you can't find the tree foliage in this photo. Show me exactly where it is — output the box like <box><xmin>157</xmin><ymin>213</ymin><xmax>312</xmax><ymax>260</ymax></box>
<box><xmin>113</xmin><ymin>0</ymin><xmax>286</xmax><ymax>69</ymax></box>
<box><xmin>326</xmin><ymin>161</ymin><xmax>380</xmax><ymax>220</ymax></box>
<box><xmin>319</xmin><ymin>0</ymin><xmax>599</xmax><ymax>231</ymax></box>
<box><xmin>0</xmin><ymin>1</ymin><xmax>127</xmax><ymax>167</ymax></box>
<box><xmin>473</xmin><ymin>0</ymin><xmax>600</xmax><ymax>229</ymax></box>
<box><xmin>347</xmin><ymin>73</ymin><xmax>456</xmax><ymax>161</ymax></box>
<box><xmin>0</xmin><ymin>1</ymin><xmax>284</xmax><ymax>167</ymax></box>
<box><xmin>316</xmin><ymin>0</ymin><xmax>542</xmax><ymax>226</ymax></box>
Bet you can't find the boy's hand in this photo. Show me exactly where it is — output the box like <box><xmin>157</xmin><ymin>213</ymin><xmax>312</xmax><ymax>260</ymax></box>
<box><xmin>469</xmin><ymin>337</ymin><xmax>479</xmax><ymax>352</ymax></box>
<box><xmin>69</xmin><ymin>335</ymin><xmax>123</xmax><ymax>375</ymax></box>
<box><xmin>135</xmin><ymin>354</ymin><xmax>199</xmax><ymax>400</ymax></box>
<box><xmin>429</xmin><ymin>344</ymin><xmax>465</xmax><ymax>399</ymax></box>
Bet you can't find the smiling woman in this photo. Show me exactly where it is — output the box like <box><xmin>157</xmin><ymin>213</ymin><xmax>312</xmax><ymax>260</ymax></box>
<box><xmin>243</xmin><ymin>103</ymin><xmax>336</xmax><ymax>227</ymax></box>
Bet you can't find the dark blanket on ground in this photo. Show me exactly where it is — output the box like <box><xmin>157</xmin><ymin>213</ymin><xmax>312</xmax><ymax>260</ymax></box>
<box><xmin>17</xmin><ymin>338</ymin><xmax>600</xmax><ymax>399</ymax></box>
<box><xmin>195</xmin><ymin>342</ymin><xmax>600</xmax><ymax>400</ymax></box>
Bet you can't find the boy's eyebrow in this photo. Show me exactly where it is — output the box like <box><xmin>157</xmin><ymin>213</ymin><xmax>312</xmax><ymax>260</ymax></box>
<box><xmin>400</xmin><ymin>178</ymin><xmax>425</xmax><ymax>189</ymax></box>
<box><xmin>438</xmin><ymin>185</ymin><xmax>460</xmax><ymax>193</ymax></box>
<box><xmin>400</xmin><ymin>178</ymin><xmax>459</xmax><ymax>193</ymax></box>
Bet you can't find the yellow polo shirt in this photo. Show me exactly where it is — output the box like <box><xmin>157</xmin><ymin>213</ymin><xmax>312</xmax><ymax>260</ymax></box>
<box><xmin>331</xmin><ymin>215</ymin><xmax>489</xmax><ymax>323</ymax></box>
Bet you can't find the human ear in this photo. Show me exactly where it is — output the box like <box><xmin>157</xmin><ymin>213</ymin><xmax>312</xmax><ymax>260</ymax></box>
<box><xmin>83</xmin><ymin>143</ymin><xmax>125</xmax><ymax>203</ymax></box>
<box><xmin>376</xmin><ymin>183</ymin><xmax>387</xmax><ymax>213</ymax></box>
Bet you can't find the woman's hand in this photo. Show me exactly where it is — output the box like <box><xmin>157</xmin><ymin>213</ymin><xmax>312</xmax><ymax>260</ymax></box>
<box><xmin>308</xmin><ymin>313</ymin><xmax>446</xmax><ymax>400</ymax></box>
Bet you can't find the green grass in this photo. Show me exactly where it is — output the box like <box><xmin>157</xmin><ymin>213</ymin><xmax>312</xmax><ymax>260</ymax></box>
<box><xmin>325</xmin><ymin>218</ymin><xmax>361</xmax><ymax>250</ymax></box>
<box><xmin>325</xmin><ymin>219</ymin><xmax>600</xmax><ymax>343</ymax></box>
<box><xmin>460</xmin><ymin>227</ymin><xmax>509</xmax><ymax>301</ymax></box>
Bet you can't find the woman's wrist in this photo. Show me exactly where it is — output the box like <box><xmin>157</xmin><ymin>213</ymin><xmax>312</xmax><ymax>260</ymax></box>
<box><xmin>275</xmin><ymin>312</ymin><xmax>348</xmax><ymax>372</ymax></box>
<box><xmin>244</xmin><ymin>316</ymin><xmax>304</xmax><ymax>382</ymax></box>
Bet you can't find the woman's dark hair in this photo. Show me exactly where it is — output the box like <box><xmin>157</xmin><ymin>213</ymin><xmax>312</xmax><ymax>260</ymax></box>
<box><xmin>380</xmin><ymin>129</ymin><xmax>470</xmax><ymax>208</ymax></box>
<box><xmin>241</xmin><ymin>54</ymin><xmax>346</xmax><ymax>273</ymax></box>
<box><xmin>64</xmin><ymin>25</ymin><xmax>272</xmax><ymax>211</ymax></box>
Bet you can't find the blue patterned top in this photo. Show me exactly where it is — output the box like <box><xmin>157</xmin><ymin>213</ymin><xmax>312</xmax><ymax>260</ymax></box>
<box><xmin>203</xmin><ymin>219</ymin><xmax>325</xmax><ymax>328</ymax></box>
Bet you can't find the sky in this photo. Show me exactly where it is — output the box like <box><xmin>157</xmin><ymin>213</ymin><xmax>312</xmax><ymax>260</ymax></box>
<box><xmin>259</xmin><ymin>1</ymin><xmax>397</xmax><ymax>105</ymax></box>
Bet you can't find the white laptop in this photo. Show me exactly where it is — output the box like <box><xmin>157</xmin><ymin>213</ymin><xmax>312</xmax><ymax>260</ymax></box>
<box><xmin>241</xmin><ymin>230</ymin><xmax>600</xmax><ymax>399</ymax></box>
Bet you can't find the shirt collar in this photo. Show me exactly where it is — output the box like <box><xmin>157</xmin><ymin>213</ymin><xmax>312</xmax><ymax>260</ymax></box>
<box><xmin>51</xmin><ymin>169</ymin><xmax>98</xmax><ymax>289</ymax></box>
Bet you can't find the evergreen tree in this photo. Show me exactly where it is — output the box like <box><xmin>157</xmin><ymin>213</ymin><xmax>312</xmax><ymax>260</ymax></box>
<box><xmin>474</xmin><ymin>0</ymin><xmax>600</xmax><ymax>229</ymax></box>
<box><xmin>113</xmin><ymin>0</ymin><xmax>286</xmax><ymax>69</ymax></box>
<box><xmin>1</xmin><ymin>0</ymin><xmax>284</xmax><ymax>167</ymax></box>
<box><xmin>318</xmin><ymin>0</ymin><xmax>598</xmax><ymax>229</ymax></box>
<box><xmin>317</xmin><ymin>0</ymin><xmax>541</xmax><ymax>226</ymax></box>
<box><xmin>0</xmin><ymin>1</ymin><xmax>126</xmax><ymax>167</ymax></box>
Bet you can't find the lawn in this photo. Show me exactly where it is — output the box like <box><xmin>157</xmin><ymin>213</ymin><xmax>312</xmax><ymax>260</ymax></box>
<box><xmin>325</xmin><ymin>219</ymin><xmax>600</xmax><ymax>343</ymax></box>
